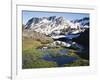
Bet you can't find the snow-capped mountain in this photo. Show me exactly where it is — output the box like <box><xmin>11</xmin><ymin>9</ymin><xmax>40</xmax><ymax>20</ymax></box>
<box><xmin>24</xmin><ymin>16</ymin><xmax>89</xmax><ymax>36</ymax></box>
<box><xmin>71</xmin><ymin>17</ymin><xmax>89</xmax><ymax>28</ymax></box>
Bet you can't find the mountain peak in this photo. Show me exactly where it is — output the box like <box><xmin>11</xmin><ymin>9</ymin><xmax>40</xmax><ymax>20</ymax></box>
<box><xmin>24</xmin><ymin>16</ymin><xmax>89</xmax><ymax>35</ymax></box>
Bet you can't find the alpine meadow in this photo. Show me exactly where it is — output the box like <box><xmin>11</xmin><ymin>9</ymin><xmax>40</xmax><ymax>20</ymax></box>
<box><xmin>22</xmin><ymin>11</ymin><xmax>90</xmax><ymax>69</ymax></box>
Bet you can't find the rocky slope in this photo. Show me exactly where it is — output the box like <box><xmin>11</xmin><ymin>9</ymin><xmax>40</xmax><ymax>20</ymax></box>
<box><xmin>24</xmin><ymin>16</ymin><xmax>89</xmax><ymax>36</ymax></box>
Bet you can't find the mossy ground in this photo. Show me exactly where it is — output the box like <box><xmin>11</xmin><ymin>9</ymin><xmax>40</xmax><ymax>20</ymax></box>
<box><xmin>22</xmin><ymin>37</ymin><xmax>89</xmax><ymax>69</ymax></box>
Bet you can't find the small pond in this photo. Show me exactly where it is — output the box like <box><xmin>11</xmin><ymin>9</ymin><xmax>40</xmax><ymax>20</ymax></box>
<box><xmin>40</xmin><ymin>49</ymin><xmax>78</xmax><ymax>66</ymax></box>
<box><xmin>43</xmin><ymin>53</ymin><xmax>77</xmax><ymax>66</ymax></box>
<box><xmin>39</xmin><ymin>33</ymin><xmax>84</xmax><ymax>66</ymax></box>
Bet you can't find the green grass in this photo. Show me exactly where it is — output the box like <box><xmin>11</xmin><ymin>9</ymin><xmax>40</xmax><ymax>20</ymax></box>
<box><xmin>22</xmin><ymin>38</ymin><xmax>42</xmax><ymax>50</ymax></box>
<box><xmin>22</xmin><ymin>37</ymin><xmax>58</xmax><ymax>68</ymax></box>
<box><xmin>67</xmin><ymin>51</ymin><xmax>80</xmax><ymax>59</ymax></box>
<box><xmin>22</xmin><ymin>48</ymin><xmax>57</xmax><ymax>69</ymax></box>
<box><xmin>64</xmin><ymin>59</ymin><xmax>89</xmax><ymax>67</ymax></box>
<box><xmin>22</xmin><ymin>37</ymin><xmax>89</xmax><ymax>68</ymax></box>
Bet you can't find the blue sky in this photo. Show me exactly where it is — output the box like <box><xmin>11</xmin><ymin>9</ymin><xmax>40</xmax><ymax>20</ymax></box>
<box><xmin>22</xmin><ymin>10</ymin><xmax>89</xmax><ymax>25</ymax></box>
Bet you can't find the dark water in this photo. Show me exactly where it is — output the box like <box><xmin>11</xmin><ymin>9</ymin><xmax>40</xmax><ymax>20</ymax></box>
<box><xmin>42</xmin><ymin>33</ymin><xmax>83</xmax><ymax>66</ymax></box>
<box><xmin>43</xmin><ymin>54</ymin><xmax>77</xmax><ymax>66</ymax></box>
<box><xmin>42</xmin><ymin>49</ymin><xmax>78</xmax><ymax>66</ymax></box>
<box><xmin>54</xmin><ymin>33</ymin><xmax>80</xmax><ymax>42</ymax></box>
<box><xmin>65</xmin><ymin>33</ymin><xmax>80</xmax><ymax>39</ymax></box>
<box><xmin>58</xmin><ymin>49</ymin><xmax>69</xmax><ymax>55</ymax></box>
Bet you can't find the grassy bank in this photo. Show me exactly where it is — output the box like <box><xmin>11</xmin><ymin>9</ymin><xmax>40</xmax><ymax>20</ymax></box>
<box><xmin>22</xmin><ymin>36</ymin><xmax>89</xmax><ymax>68</ymax></box>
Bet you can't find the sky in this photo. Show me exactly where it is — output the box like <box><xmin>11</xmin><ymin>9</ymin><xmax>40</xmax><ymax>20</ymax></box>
<box><xmin>22</xmin><ymin>10</ymin><xmax>89</xmax><ymax>25</ymax></box>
